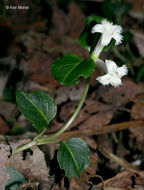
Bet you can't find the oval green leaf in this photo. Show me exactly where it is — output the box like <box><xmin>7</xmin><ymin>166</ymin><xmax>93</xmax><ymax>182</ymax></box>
<box><xmin>57</xmin><ymin>138</ymin><xmax>90</xmax><ymax>178</ymax></box>
<box><xmin>79</xmin><ymin>15</ymin><xmax>115</xmax><ymax>53</ymax></box>
<box><xmin>16</xmin><ymin>90</ymin><xmax>57</xmax><ymax>130</ymax></box>
<box><xmin>51</xmin><ymin>54</ymin><xmax>95</xmax><ymax>85</ymax></box>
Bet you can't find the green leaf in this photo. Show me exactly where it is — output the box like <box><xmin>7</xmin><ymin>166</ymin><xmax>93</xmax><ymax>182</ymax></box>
<box><xmin>6</xmin><ymin>167</ymin><xmax>26</xmax><ymax>190</ymax></box>
<box><xmin>16</xmin><ymin>90</ymin><xmax>57</xmax><ymax>130</ymax></box>
<box><xmin>51</xmin><ymin>54</ymin><xmax>95</xmax><ymax>85</ymax></box>
<box><xmin>79</xmin><ymin>15</ymin><xmax>115</xmax><ymax>53</ymax></box>
<box><xmin>57</xmin><ymin>138</ymin><xmax>90</xmax><ymax>178</ymax></box>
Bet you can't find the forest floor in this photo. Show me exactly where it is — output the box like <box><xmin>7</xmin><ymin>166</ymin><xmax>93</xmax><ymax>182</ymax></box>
<box><xmin>0</xmin><ymin>0</ymin><xmax>144</xmax><ymax>189</ymax></box>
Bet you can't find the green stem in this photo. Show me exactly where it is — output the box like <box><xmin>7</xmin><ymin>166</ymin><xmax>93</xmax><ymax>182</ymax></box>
<box><xmin>34</xmin><ymin>128</ymin><xmax>47</xmax><ymax>141</ymax></box>
<box><xmin>12</xmin><ymin>141</ymin><xmax>37</xmax><ymax>155</ymax></box>
<box><xmin>37</xmin><ymin>139</ymin><xmax>60</xmax><ymax>146</ymax></box>
<box><xmin>12</xmin><ymin>139</ymin><xmax>59</xmax><ymax>155</ymax></box>
<box><xmin>13</xmin><ymin>77</ymin><xmax>90</xmax><ymax>154</ymax></box>
<box><xmin>38</xmin><ymin>77</ymin><xmax>90</xmax><ymax>143</ymax></box>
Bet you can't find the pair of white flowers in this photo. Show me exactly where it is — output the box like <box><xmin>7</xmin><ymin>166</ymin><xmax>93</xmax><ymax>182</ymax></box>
<box><xmin>91</xmin><ymin>19</ymin><xmax>128</xmax><ymax>88</ymax></box>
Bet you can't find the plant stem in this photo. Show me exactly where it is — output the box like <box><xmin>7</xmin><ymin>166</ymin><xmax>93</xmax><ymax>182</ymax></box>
<box><xmin>38</xmin><ymin>77</ymin><xmax>90</xmax><ymax>143</ymax></box>
<box><xmin>12</xmin><ymin>139</ymin><xmax>59</xmax><ymax>155</ymax></box>
<box><xmin>13</xmin><ymin>77</ymin><xmax>90</xmax><ymax>154</ymax></box>
<box><xmin>12</xmin><ymin>141</ymin><xmax>37</xmax><ymax>155</ymax></box>
<box><xmin>34</xmin><ymin>128</ymin><xmax>47</xmax><ymax>141</ymax></box>
<box><xmin>37</xmin><ymin>139</ymin><xmax>60</xmax><ymax>146</ymax></box>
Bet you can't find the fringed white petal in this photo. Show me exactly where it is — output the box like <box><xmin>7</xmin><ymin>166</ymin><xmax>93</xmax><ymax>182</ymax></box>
<box><xmin>115</xmin><ymin>25</ymin><xmax>123</xmax><ymax>33</ymax></box>
<box><xmin>92</xmin><ymin>19</ymin><xmax>123</xmax><ymax>47</ymax></box>
<box><xmin>91</xmin><ymin>24</ymin><xmax>103</xmax><ymax>33</ymax></box>
<box><xmin>101</xmin><ymin>33</ymin><xmax>112</xmax><ymax>46</ymax></box>
<box><xmin>112</xmin><ymin>31</ymin><xmax>123</xmax><ymax>45</ymax></box>
<box><xmin>117</xmin><ymin>65</ymin><xmax>128</xmax><ymax>77</ymax></box>
<box><xmin>96</xmin><ymin>74</ymin><xmax>110</xmax><ymax>86</ymax></box>
<box><xmin>96</xmin><ymin>59</ymin><xmax>127</xmax><ymax>88</ymax></box>
<box><xmin>109</xmin><ymin>75</ymin><xmax>122</xmax><ymax>88</ymax></box>
<box><xmin>105</xmin><ymin>60</ymin><xmax>118</xmax><ymax>73</ymax></box>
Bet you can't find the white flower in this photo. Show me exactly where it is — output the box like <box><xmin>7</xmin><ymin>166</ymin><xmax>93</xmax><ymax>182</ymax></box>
<box><xmin>96</xmin><ymin>60</ymin><xmax>128</xmax><ymax>88</ymax></box>
<box><xmin>92</xmin><ymin>19</ymin><xmax>123</xmax><ymax>46</ymax></box>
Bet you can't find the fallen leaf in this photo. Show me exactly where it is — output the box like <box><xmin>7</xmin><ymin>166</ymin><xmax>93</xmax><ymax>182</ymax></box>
<box><xmin>0</xmin><ymin>117</ymin><xmax>9</xmax><ymax>134</ymax></box>
<box><xmin>131</xmin><ymin>102</ymin><xmax>144</xmax><ymax>120</ymax></box>
<box><xmin>9</xmin><ymin>140</ymin><xmax>50</xmax><ymax>183</ymax></box>
<box><xmin>131</xmin><ymin>30</ymin><xmax>144</xmax><ymax>58</ymax></box>
<box><xmin>0</xmin><ymin>101</ymin><xmax>18</xmax><ymax>121</ymax></box>
<box><xmin>0</xmin><ymin>142</ymin><xmax>11</xmax><ymax>190</ymax></box>
<box><xmin>69</xmin><ymin>155</ymin><xmax>98</xmax><ymax>190</ymax></box>
<box><xmin>68</xmin><ymin>2</ymin><xmax>86</xmax><ymax>38</ymax></box>
<box><xmin>52</xmin><ymin>8</ymin><xmax>69</xmax><ymax>36</ymax></box>
<box><xmin>98</xmin><ymin>171</ymin><xmax>144</xmax><ymax>188</ymax></box>
<box><xmin>97</xmin><ymin>79</ymin><xmax>143</xmax><ymax>106</ymax></box>
<box><xmin>127</xmin><ymin>0</ymin><xmax>144</xmax><ymax>11</ymax></box>
<box><xmin>78</xmin><ymin>112</ymin><xmax>113</xmax><ymax>131</ymax></box>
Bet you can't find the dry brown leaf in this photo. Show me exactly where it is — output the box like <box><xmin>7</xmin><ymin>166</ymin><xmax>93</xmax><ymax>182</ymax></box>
<box><xmin>9</xmin><ymin>140</ymin><xmax>49</xmax><ymax>183</ymax></box>
<box><xmin>97</xmin><ymin>79</ymin><xmax>143</xmax><ymax>106</ymax></box>
<box><xmin>84</xmin><ymin>137</ymin><xmax>97</xmax><ymax>150</ymax></box>
<box><xmin>19</xmin><ymin>31</ymin><xmax>46</xmax><ymax>55</ymax></box>
<box><xmin>131</xmin><ymin>102</ymin><xmax>144</xmax><ymax>120</ymax></box>
<box><xmin>98</xmin><ymin>171</ymin><xmax>144</xmax><ymax>188</ymax></box>
<box><xmin>52</xmin><ymin>8</ymin><xmax>69</xmax><ymax>36</ymax></box>
<box><xmin>131</xmin><ymin>30</ymin><xmax>144</xmax><ymax>58</ymax></box>
<box><xmin>51</xmin><ymin>184</ymin><xmax>61</xmax><ymax>190</ymax></box>
<box><xmin>0</xmin><ymin>101</ymin><xmax>18</xmax><ymax>120</ymax></box>
<box><xmin>0</xmin><ymin>117</ymin><xmax>9</xmax><ymax>134</ymax></box>
<box><xmin>127</xmin><ymin>0</ymin><xmax>144</xmax><ymax>11</ymax></box>
<box><xmin>69</xmin><ymin>155</ymin><xmax>98</xmax><ymax>190</ymax></box>
<box><xmin>78</xmin><ymin>112</ymin><xmax>113</xmax><ymax>131</ymax></box>
<box><xmin>0</xmin><ymin>142</ymin><xmax>11</xmax><ymax>190</ymax></box>
<box><xmin>60</xmin><ymin>102</ymin><xmax>77</xmax><ymax>122</ymax></box>
<box><xmin>68</xmin><ymin>2</ymin><xmax>86</xmax><ymax>38</ymax></box>
<box><xmin>129</xmin><ymin>125</ymin><xmax>144</xmax><ymax>150</ymax></box>
<box><xmin>28</xmin><ymin>51</ymin><xmax>58</xmax><ymax>86</ymax></box>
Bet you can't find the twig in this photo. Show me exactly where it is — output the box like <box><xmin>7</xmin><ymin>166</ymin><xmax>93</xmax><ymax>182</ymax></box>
<box><xmin>55</xmin><ymin>120</ymin><xmax>144</xmax><ymax>141</ymax></box>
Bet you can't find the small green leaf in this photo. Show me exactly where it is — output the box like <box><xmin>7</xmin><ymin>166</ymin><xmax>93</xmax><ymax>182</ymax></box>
<box><xmin>16</xmin><ymin>90</ymin><xmax>57</xmax><ymax>130</ymax></box>
<box><xmin>6</xmin><ymin>167</ymin><xmax>26</xmax><ymax>190</ymax></box>
<box><xmin>79</xmin><ymin>15</ymin><xmax>116</xmax><ymax>53</ymax></box>
<box><xmin>51</xmin><ymin>54</ymin><xmax>95</xmax><ymax>85</ymax></box>
<box><xmin>57</xmin><ymin>138</ymin><xmax>90</xmax><ymax>178</ymax></box>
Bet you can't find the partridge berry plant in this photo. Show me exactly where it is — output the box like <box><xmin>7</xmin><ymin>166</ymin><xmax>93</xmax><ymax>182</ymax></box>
<box><xmin>13</xmin><ymin>16</ymin><xmax>128</xmax><ymax>178</ymax></box>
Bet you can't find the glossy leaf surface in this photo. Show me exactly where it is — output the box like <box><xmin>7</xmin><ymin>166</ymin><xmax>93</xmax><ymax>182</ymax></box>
<box><xmin>57</xmin><ymin>138</ymin><xmax>90</xmax><ymax>178</ymax></box>
<box><xmin>51</xmin><ymin>54</ymin><xmax>95</xmax><ymax>85</ymax></box>
<box><xmin>16</xmin><ymin>90</ymin><xmax>57</xmax><ymax>130</ymax></box>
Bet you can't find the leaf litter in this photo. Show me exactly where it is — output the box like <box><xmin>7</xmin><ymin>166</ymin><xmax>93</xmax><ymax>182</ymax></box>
<box><xmin>0</xmin><ymin>0</ymin><xmax>144</xmax><ymax>189</ymax></box>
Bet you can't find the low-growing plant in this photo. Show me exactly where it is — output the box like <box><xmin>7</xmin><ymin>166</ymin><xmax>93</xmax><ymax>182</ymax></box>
<box><xmin>13</xmin><ymin>16</ymin><xmax>128</xmax><ymax>178</ymax></box>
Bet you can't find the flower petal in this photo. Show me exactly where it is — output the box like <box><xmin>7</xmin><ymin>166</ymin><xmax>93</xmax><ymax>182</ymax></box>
<box><xmin>101</xmin><ymin>19</ymin><xmax>109</xmax><ymax>24</ymax></box>
<box><xmin>105</xmin><ymin>60</ymin><xmax>118</xmax><ymax>73</ymax></box>
<box><xmin>112</xmin><ymin>25</ymin><xmax>123</xmax><ymax>45</ymax></box>
<box><xmin>112</xmin><ymin>33</ymin><xmax>123</xmax><ymax>45</ymax></box>
<box><xmin>101</xmin><ymin>33</ymin><xmax>112</xmax><ymax>46</ymax></box>
<box><xmin>117</xmin><ymin>65</ymin><xmax>128</xmax><ymax>77</ymax></box>
<box><xmin>115</xmin><ymin>25</ymin><xmax>123</xmax><ymax>33</ymax></box>
<box><xmin>109</xmin><ymin>75</ymin><xmax>122</xmax><ymax>88</ymax></box>
<box><xmin>96</xmin><ymin>74</ymin><xmax>110</xmax><ymax>86</ymax></box>
<box><xmin>91</xmin><ymin>24</ymin><xmax>103</xmax><ymax>33</ymax></box>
